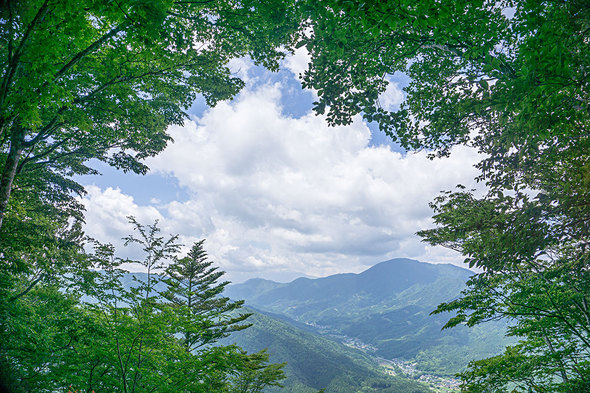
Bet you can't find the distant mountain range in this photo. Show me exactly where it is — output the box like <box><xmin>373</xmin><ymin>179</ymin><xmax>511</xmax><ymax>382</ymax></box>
<box><xmin>225</xmin><ymin>258</ymin><xmax>509</xmax><ymax>378</ymax></box>
<box><xmin>114</xmin><ymin>258</ymin><xmax>509</xmax><ymax>392</ymax></box>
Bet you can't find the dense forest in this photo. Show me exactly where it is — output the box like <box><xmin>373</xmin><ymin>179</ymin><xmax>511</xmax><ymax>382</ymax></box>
<box><xmin>1</xmin><ymin>1</ymin><xmax>588</xmax><ymax>392</ymax></box>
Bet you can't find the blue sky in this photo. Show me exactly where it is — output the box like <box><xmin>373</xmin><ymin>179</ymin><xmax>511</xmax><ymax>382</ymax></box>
<box><xmin>79</xmin><ymin>49</ymin><xmax>482</xmax><ymax>283</ymax></box>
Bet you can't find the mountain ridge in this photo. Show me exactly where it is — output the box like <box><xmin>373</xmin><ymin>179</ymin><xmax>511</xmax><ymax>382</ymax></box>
<box><xmin>225</xmin><ymin>257</ymin><xmax>507</xmax><ymax>377</ymax></box>
<box><xmin>226</xmin><ymin>258</ymin><xmax>473</xmax><ymax>314</ymax></box>
<box><xmin>236</xmin><ymin>258</ymin><xmax>472</xmax><ymax>287</ymax></box>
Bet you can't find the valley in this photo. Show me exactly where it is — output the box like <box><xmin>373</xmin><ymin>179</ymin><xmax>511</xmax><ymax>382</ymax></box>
<box><xmin>223</xmin><ymin>258</ymin><xmax>510</xmax><ymax>392</ymax></box>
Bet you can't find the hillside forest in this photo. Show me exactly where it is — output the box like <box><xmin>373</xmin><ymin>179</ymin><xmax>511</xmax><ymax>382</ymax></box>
<box><xmin>1</xmin><ymin>1</ymin><xmax>589</xmax><ymax>393</ymax></box>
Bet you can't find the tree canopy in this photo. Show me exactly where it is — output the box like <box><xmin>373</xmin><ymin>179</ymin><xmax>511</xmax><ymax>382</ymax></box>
<box><xmin>0</xmin><ymin>1</ymin><xmax>297</xmax><ymax>391</ymax></box>
<box><xmin>1</xmin><ymin>218</ymin><xmax>286</xmax><ymax>393</ymax></box>
<box><xmin>2</xmin><ymin>0</ymin><xmax>589</xmax><ymax>391</ymax></box>
<box><xmin>300</xmin><ymin>0</ymin><xmax>589</xmax><ymax>391</ymax></box>
<box><xmin>0</xmin><ymin>0</ymin><xmax>299</xmax><ymax>230</ymax></box>
<box><xmin>0</xmin><ymin>0</ymin><xmax>299</xmax><ymax>325</ymax></box>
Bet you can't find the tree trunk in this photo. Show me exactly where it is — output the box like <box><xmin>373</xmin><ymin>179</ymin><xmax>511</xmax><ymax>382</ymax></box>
<box><xmin>0</xmin><ymin>125</ymin><xmax>24</xmax><ymax>231</ymax></box>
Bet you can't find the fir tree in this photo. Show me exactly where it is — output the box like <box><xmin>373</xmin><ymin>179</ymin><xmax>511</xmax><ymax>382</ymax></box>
<box><xmin>162</xmin><ymin>239</ymin><xmax>251</xmax><ymax>351</ymax></box>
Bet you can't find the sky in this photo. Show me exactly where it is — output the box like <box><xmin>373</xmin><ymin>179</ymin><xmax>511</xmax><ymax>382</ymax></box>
<box><xmin>77</xmin><ymin>49</ymin><xmax>483</xmax><ymax>283</ymax></box>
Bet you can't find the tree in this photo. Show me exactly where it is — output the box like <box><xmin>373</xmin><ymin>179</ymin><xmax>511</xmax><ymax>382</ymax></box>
<box><xmin>301</xmin><ymin>0</ymin><xmax>588</xmax><ymax>157</ymax></box>
<box><xmin>0</xmin><ymin>4</ymin><xmax>299</xmax><ymax>383</ymax></box>
<box><xmin>1</xmin><ymin>218</ymin><xmax>286</xmax><ymax>393</ymax></box>
<box><xmin>0</xmin><ymin>168</ymin><xmax>88</xmax><ymax>392</ymax></box>
<box><xmin>0</xmin><ymin>159</ymin><xmax>87</xmax><ymax>286</ymax></box>
<box><xmin>162</xmin><ymin>239</ymin><xmax>251</xmax><ymax>351</ymax></box>
<box><xmin>229</xmin><ymin>349</ymin><xmax>286</xmax><ymax>393</ymax></box>
<box><xmin>0</xmin><ymin>2</ymin><xmax>299</xmax><ymax>389</ymax></box>
<box><xmin>0</xmin><ymin>0</ymin><xmax>299</xmax><ymax>230</ymax></box>
<box><xmin>420</xmin><ymin>189</ymin><xmax>590</xmax><ymax>391</ymax></box>
<box><xmin>300</xmin><ymin>0</ymin><xmax>589</xmax><ymax>391</ymax></box>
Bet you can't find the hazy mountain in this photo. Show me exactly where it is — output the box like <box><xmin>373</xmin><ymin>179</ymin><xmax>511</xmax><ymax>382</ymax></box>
<box><xmin>109</xmin><ymin>271</ymin><xmax>435</xmax><ymax>391</ymax></box>
<box><xmin>226</xmin><ymin>258</ymin><xmax>508</xmax><ymax>376</ymax></box>
<box><xmin>110</xmin><ymin>258</ymin><xmax>508</xmax><ymax>387</ymax></box>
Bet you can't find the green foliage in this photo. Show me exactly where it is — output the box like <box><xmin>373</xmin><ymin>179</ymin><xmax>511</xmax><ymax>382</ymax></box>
<box><xmin>0</xmin><ymin>2</ymin><xmax>300</xmax><ymax>387</ymax></box>
<box><xmin>162</xmin><ymin>239</ymin><xmax>252</xmax><ymax>351</ymax></box>
<box><xmin>0</xmin><ymin>285</ymin><xmax>84</xmax><ymax>392</ymax></box>
<box><xmin>230</xmin><ymin>349</ymin><xmax>287</xmax><ymax>393</ymax></box>
<box><xmin>298</xmin><ymin>0</ymin><xmax>590</xmax><ymax>390</ymax></box>
<box><xmin>1</xmin><ymin>219</ymin><xmax>285</xmax><ymax>393</ymax></box>
<box><xmin>421</xmin><ymin>188</ymin><xmax>590</xmax><ymax>391</ymax></box>
<box><xmin>0</xmin><ymin>0</ymin><xmax>300</xmax><ymax>231</ymax></box>
<box><xmin>0</xmin><ymin>165</ymin><xmax>86</xmax><ymax>282</ymax></box>
<box><xmin>0</xmin><ymin>2</ymin><xmax>300</xmax><ymax>390</ymax></box>
<box><xmin>301</xmin><ymin>0</ymin><xmax>588</xmax><ymax>159</ymax></box>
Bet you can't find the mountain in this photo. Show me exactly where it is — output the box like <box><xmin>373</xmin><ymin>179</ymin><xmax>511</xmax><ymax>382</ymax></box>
<box><xmin>220</xmin><ymin>308</ymin><xmax>433</xmax><ymax>393</ymax></box>
<box><xmin>109</xmin><ymin>271</ymin><xmax>436</xmax><ymax>392</ymax></box>
<box><xmin>227</xmin><ymin>259</ymin><xmax>470</xmax><ymax>311</ymax></box>
<box><xmin>226</xmin><ymin>258</ymin><xmax>508</xmax><ymax>376</ymax></box>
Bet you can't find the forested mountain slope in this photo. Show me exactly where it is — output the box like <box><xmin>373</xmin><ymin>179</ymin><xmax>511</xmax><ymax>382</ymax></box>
<box><xmin>220</xmin><ymin>308</ymin><xmax>433</xmax><ymax>393</ymax></box>
<box><xmin>226</xmin><ymin>259</ymin><xmax>508</xmax><ymax>376</ymax></box>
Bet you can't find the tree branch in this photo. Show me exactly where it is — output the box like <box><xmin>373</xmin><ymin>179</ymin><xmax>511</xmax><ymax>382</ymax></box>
<box><xmin>9</xmin><ymin>273</ymin><xmax>44</xmax><ymax>301</ymax></box>
<box><xmin>52</xmin><ymin>23</ymin><xmax>126</xmax><ymax>83</ymax></box>
<box><xmin>0</xmin><ymin>0</ymin><xmax>50</xmax><ymax>109</ymax></box>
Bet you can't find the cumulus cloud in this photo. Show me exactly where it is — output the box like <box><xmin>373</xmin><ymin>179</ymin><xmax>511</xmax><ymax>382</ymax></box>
<box><xmin>82</xmin><ymin>82</ymin><xmax>482</xmax><ymax>282</ymax></box>
<box><xmin>283</xmin><ymin>46</ymin><xmax>311</xmax><ymax>78</ymax></box>
<box><xmin>227</xmin><ymin>56</ymin><xmax>255</xmax><ymax>84</ymax></box>
<box><xmin>379</xmin><ymin>78</ymin><xmax>405</xmax><ymax>111</ymax></box>
<box><xmin>82</xmin><ymin>186</ymin><xmax>163</xmax><ymax>243</ymax></box>
<box><xmin>81</xmin><ymin>186</ymin><xmax>165</xmax><ymax>263</ymax></box>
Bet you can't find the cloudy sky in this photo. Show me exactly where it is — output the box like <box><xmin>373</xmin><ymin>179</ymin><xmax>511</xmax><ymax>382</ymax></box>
<box><xmin>78</xmin><ymin>49</ymin><xmax>482</xmax><ymax>283</ymax></box>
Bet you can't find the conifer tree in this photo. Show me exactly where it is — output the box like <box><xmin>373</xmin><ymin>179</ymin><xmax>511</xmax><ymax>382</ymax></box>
<box><xmin>162</xmin><ymin>239</ymin><xmax>251</xmax><ymax>351</ymax></box>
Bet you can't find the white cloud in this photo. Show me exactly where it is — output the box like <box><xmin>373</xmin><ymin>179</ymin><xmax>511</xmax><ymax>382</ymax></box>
<box><xmin>82</xmin><ymin>82</ymin><xmax>483</xmax><ymax>282</ymax></box>
<box><xmin>81</xmin><ymin>186</ymin><xmax>166</xmax><ymax>264</ymax></box>
<box><xmin>379</xmin><ymin>78</ymin><xmax>405</xmax><ymax>111</ymax></box>
<box><xmin>227</xmin><ymin>57</ymin><xmax>255</xmax><ymax>84</ymax></box>
<box><xmin>82</xmin><ymin>186</ymin><xmax>163</xmax><ymax>242</ymax></box>
<box><xmin>283</xmin><ymin>46</ymin><xmax>311</xmax><ymax>78</ymax></box>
